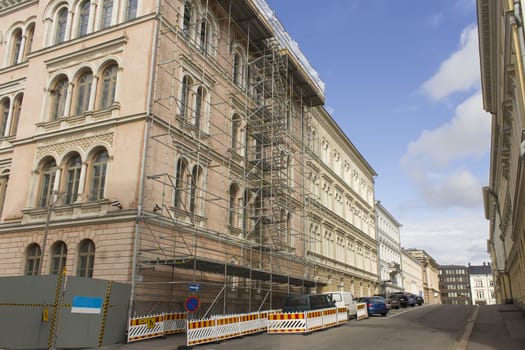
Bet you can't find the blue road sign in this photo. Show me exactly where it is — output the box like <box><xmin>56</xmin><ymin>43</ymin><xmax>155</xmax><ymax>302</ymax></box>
<box><xmin>185</xmin><ymin>296</ymin><xmax>200</xmax><ymax>313</ymax></box>
<box><xmin>188</xmin><ymin>282</ymin><xmax>200</xmax><ymax>292</ymax></box>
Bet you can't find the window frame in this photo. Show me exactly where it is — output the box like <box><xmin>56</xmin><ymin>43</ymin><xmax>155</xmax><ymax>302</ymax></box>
<box><xmin>25</xmin><ymin>243</ymin><xmax>41</xmax><ymax>276</ymax></box>
<box><xmin>77</xmin><ymin>239</ymin><xmax>95</xmax><ymax>278</ymax></box>
<box><xmin>50</xmin><ymin>241</ymin><xmax>68</xmax><ymax>275</ymax></box>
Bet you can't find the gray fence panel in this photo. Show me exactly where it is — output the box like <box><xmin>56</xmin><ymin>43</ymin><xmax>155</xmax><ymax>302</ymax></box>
<box><xmin>0</xmin><ymin>275</ymin><xmax>57</xmax><ymax>349</ymax></box>
<box><xmin>101</xmin><ymin>281</ymin><xmax>131</xmax><ymax>346</ymax></box>
<box><xmin>0</xmin><ymin>275</ymin><xmax>130</xmax><ymax>349</ymax></box>
<box><xmin>56</xmin><ymin>277</ymin><xmax>130</xmax><ymax>349</ymax></box>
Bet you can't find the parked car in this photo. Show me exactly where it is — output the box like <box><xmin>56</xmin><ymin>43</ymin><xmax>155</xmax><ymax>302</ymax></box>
<box><xmin>386</xmin><ymin>295</ymin><xmax>400</xmax><ymax>309</ymax></box>
<box><xmin>407</xmin><ymin>293</ymin><xmax>417</xmax><ymax>307</ymax></box>
<box><xmin>357</xmin><ymin>296</ymin><xmax>388</xmax><ymax>316</ymax></box>
<box><xmin>324</xmin><ymin>291</ymin><xmax>358</xmax><ymax>318</ymax></box>
<box><xmin>415</xmin><ymin>295</ymin><xmax>424</xmax><ymax>305</ymax></box>
<box><xmin>282</xmin><ymin>293</ymin><xmax>335</xmax><ymax>313</ymax></box>
<box><xmin>388</xmin><ymin>293</ymin><xmax>408</xmax><ymax>308</ymax></box>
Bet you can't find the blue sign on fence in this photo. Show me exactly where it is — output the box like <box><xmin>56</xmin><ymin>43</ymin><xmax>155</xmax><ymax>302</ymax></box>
<box><xmin>188</xmin><ymin>282</ymin><xmax>200</xmax><ymax>292</ymax></box>
<box><xmin>71</xmin><ymin>296</ymin><xmax>103</xmax><ymax>314</ymax></box>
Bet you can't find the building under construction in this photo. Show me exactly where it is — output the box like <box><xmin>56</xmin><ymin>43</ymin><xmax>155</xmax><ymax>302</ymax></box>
<box><xmin>0</xmin><ymin>0</ymin><xmax>379</xmax><ymax>318</ymax></box>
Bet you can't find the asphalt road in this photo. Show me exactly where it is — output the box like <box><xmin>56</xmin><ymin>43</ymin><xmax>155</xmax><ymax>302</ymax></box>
<box><xmin>183</xmin><ymin>304</ymin><xmax>474</xmax><ymax>350</ymax></box>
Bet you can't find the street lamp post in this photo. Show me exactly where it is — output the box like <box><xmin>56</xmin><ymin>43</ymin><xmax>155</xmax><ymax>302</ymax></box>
<box><xmin>40</xmin><ymin>191</ymin><xmax>64</xmax><ymax>275</ymax></box>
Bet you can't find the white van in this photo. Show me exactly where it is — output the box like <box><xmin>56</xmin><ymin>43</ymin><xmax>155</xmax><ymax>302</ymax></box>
<box><xmin>324</xmin><ymin>291</ymin><xmax>357</xmax><ymax>319</ymax></box>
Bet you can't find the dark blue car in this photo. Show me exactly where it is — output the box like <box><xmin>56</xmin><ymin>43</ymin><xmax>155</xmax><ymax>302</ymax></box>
<box><xmin>357</xmin><ymin>296</ymin><xmax>388</xmax><ymax>316</ymax></box>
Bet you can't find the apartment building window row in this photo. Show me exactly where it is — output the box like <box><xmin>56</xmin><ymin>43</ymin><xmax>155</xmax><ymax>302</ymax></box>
<box><xmin>3</xmin><ymin>22</ymin><xmax>35</xmax><ymax>67</ymax></box>
<box><xmin>24</xmin><ymin>239</ymin><xmax>95</xmax><ymax>277</ymax></box>
<box><xmin>47</xmin><ymin>61</ymin><xmax>118</xmax><ymax>121</ymax></box>
<box><xmin>44</xmin><ymin>0</ymin><xmax>139</xmax><ymax>47</ymax></box>
<box><xmin>0</xmin><ymin>93</ymin><xmax>23</xmax><ymax>138</ymax></box>
<box><xmin>35</xmin><ymin>148</ymin><xmax>109</xmax><ymax>208</ymax></box>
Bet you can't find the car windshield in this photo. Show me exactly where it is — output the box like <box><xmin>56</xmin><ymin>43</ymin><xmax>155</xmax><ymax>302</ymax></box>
<box><xmin>284</xmin><ymin>295</ymin><xmax>307</xmax><ymax>307</ymax></box>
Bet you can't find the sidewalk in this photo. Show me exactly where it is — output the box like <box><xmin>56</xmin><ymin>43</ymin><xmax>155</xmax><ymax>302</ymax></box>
<box><xmin>467</xmin><ymin>304</ymin><xmax>525</xmax><ymax>350</ymax></box>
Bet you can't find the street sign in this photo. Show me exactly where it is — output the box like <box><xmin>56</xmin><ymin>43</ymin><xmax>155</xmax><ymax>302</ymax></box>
<box><xmin>185</xmin><ymin>295</ymin><xmax>200</xmax><ymax>313</ymax></box>
<box><xmin>188</xmin><ymin>282</ymin><xmax>200</xmax><ymax>292</ymax></box>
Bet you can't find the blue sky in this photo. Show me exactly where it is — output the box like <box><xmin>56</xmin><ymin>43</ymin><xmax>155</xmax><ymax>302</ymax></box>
<box><xmin>266</xmin><ymin>0</ymin><xmax>491</xmax><ymax>265</ymax></box>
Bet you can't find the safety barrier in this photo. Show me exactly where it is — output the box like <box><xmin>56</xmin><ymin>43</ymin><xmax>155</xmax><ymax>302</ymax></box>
<box><xmin>127</xmin><ymin>314</ymin><xmax>164</xmax><ymax>342</ymax></box>
<box><xmin>356</xmin><ymin>303</ymin><xmax>368</xmax><ymax>320</ymax></box>
<box><xmin>127</xmin><ymin>312</ymin><xmax>186</xmax><ymax>343</ymax></box>
<box><xmin>336</xmin><ymin>307</ymin><xmax>349</xmax><ymax>325</ymax></box>
<box><xmin>267</xmin><ymin>312</ymin><xmax>306</xmax><ymax>334</ymax></box>
<box><xmin>186</xmin><ymin>310</ymin><xmax>278</xmax><ymax>347</ymax></box>
<box><xmin>268</xmin><ymin>307</ymin><xmax>348</xmax><ymax>334</ymax></box>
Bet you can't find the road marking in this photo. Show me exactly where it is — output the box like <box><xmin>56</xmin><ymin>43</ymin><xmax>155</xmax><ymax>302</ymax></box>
<box><xmin>453</xmin><ymin>305</ymin><xmax>479</xmax><ymax>350</ymax></box>
<box><xmin>384</xmin><ymin>304</ymin><xmax>431</xmax><ymax>319</ymax></box>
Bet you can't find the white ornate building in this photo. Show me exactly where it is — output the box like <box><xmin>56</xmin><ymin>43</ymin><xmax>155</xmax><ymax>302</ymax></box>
<box><xmin>375</xmin><ymin>201</ymin><xmax>402</xmax><ymax>294</ymax></box>
<box><xmin>469</xmin><ymin>263</ymin><xmax>496</xmax><ymax>305</ymax></box>
<box><xmin>401</xmin><ymin>248</ymin><xmax>423</xmax><ymax>296</ymax></box>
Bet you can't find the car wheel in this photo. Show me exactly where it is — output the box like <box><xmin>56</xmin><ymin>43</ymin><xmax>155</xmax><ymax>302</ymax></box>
<box><xmin>382</xmin><ymin>312</ymin><xmax>387</xmax><ymax>316</ymax></box>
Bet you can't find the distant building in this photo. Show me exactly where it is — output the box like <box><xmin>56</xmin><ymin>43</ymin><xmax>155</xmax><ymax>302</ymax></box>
<box><xmin>405</xmin><ymin>249</ymin><xmax>441</xmax><ymax>304</ymax></box>
<box><xmin>375</xmin><ymin>201</ymin><xmax>403</xmax><ymax>294</ymax></box>
<box><xmin>469</xmin><ymin>263</ymin><xmax>496</xmax><ymax>305</ymax></box>
<box><xmin>438</xmin><ymin>265</ymin><xmax>471</xmax><ymax>305</ymax></box>
<box><xmin>401</xmin><ymin>249</ymin><xmax>423</xmax><ymax>297</ymax></box>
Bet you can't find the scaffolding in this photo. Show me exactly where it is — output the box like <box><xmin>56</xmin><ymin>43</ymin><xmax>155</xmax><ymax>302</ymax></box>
<box><xmin>130</xmin><ymin>0</ymin><xmax>325</xmax><ymax>316</ymax></box>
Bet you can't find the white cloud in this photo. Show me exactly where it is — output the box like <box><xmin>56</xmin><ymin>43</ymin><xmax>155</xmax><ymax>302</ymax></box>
<box><xmin>402</xmin><ymin>92</ymin><xmax>490</xmax><ymax>169</ymax></box>
<box><xmin>421</xmin><ymin>25</ymin><xmax>480</xmax><ymax>100</ymax></box>
<box><xmin>401</xmin><ymin>212</ymin><xmax>490</xmax><ymax>265</ymax></box>
<box><xmin>401</xmin><ymin>92</ymin><xmax>490</xmax><ymax>208</ymax></box>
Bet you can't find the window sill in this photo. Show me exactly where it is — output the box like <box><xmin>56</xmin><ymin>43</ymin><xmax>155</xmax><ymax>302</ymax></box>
<box><xmin>36</xmin><ymin>104</ymin><xmax>120</xmax><ymax>133</ymax></box>
<box><xmin>21</xmin><ymin>199</ymin><xmax>114</xmax><ymax>224</ymax></box>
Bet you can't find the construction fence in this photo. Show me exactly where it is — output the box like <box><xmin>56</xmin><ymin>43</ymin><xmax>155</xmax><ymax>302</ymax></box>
<box><xmin>128</xmin><ymin>304</ymin><xmax>369</xmax><ymax>347</ymax></box>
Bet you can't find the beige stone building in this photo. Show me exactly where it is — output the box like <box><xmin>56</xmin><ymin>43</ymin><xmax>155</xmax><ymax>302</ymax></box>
<box><xmin>0</xmin><ymin>0</ymin><xmax>379</xmax><ymax>316</ymax></box>
<box><xmin>478</xmin><ymin>0</ymin><xmax>525</xmax><ymax>306</ymax></box>
<box><xmin>401</xmin><ymin>248</ymin><xmax>423</xmax><ymax>297</ymax></box>
<box><xmin>405</xmin><ymin>249</ymin><xmax>440</xmax><ymax>304</ymax></box>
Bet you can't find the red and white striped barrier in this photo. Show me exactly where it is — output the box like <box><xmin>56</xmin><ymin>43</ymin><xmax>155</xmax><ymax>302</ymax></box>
<box><xmin>163</xmin><ymin>312</ymin><xmax>186</xmax><ymax>335</ymax></box>
<box><xmin>336</xmin><ymin>307</ymin><xmax>349</xmax><ymax>325</ymax></box>
<box><xmin>187</xmin><ymin>318</ymin><xmax>217</xmax><ymax>346</ymax></box>
<box><xmin>267</xmin><ymin>312</ymin><xmax>306</xmax><ymax>333</ymax></box>
<box><xmin>215</xmin><ymin>315</ymin><xmax>241</xmax><ymax>341</ymax></box>
<box><xmin>356</xmin><ymin>303</ymin><xmax>368</xmax><ymax>320</ymax></box>
<box><xmin>127</xmin><ymin>313</ymin><xmax>164</xmax><ymax>343</ymax></box>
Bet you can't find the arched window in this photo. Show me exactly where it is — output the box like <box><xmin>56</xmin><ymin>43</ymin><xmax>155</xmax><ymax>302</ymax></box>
<box><xmin>194</xmin><ymin>86</ymin><xmax>205</xmax><ymax>129</ymax></box>
<box><xmin>100</xmin><ymin>64</ymin><xmax>117</xmax><ymax>109</ymax></box>
<box><xmin>126</xmin><ymin>0</ymin><xmax>138</xmax><ymax>20</ymax></box>
<box><xmin>50</xmin><ymin>77</ymin><xmax>68</xmax><ymax>120</ymax></box>
<box><xmin>199</xmin><ymin>20</ymin><xmax>208</xmax><ymax>52</ymax></box>
<box><xmin>180</xmin><ymin>75</ymin><xmax>192</xmax><ymax>119</ymax></box>
<box><xmin>88</xmin><ymin>150</ymin><xmax>108</xmax><ymax>201</ymax></box>
<box><xmin>75</xmin><ymin>71</ymin><xmax>93</xmax><ymax>114</ymax></box>
<box><xmin>242</xmin><ymin>190</ymin><xmax>250</xmax><ymax>234</ymax></box>
<box><xmin>174</xmin><ymin>158</ymin><xmax>188</xmax><ymax>209</ymax></box>
<box><xmin>77</xmin><ymin>0</ymin><xmax>90</xmax><ymax>37</ymax></box>
<box><xmin>50</xmin><ymin>241</ymin><xmax>67</xmax><ymax>275</ymax></box>
<box><xmin>39</xmin><ymin>159</ymin><xmax>57</xmax><ymax>208</ymax></box>
<box><xmin>10</xmin><ymin>29</ymin><xmax>23</xmax><ymax>65</ymax></box>
<box><xmin>55</xmin><ymin>7</ymin><xmax>68</xmax><ymax>44</ymax></box>
<box><xmin>189</xmin><ymin>165</ymin><xmax>202</xmax><ymax>214</ymax></box>
<box><xmin>65</xmin><ymin>154</ymin><xmax>82</xmax><ymax>204</ymax></box>
<box><xmin>182</xmin><ymin>1</ymin><xmax>192</xmax><ymax>38</ymax></box>
<box><xmin>231</xmin><ymin>114</ymin><xmax>241</xmax><ymax>153</ymax></box>
<box><xmin>0</xmin><ymin>172</ymin><xmax>8</xmax><ymax>218</ymax></box>
<box><xmin>25</xmin><ymin>243</ymin><xmax>41</xmax><ymax>276</ymax></box>
<box><xmin>228</xmin><ymin>183</ymin><xmax>239</xmax><ymax>228</ymax></box>
<box><xmin>77</xmin><ymin>239</ymin><xmax>95</xmax><ymax>278</ymax></box>
<box><xmin>10</xmin><ymin>94</ymin><xmax>22</xmax><ymax>136</ymax></box>
<box><xmin>232</xmin><ymin>53</ymin><xmax>241</xmax><ymax>85</ymax></box>
<box><xmin>0</xmin><ymin>98</ymin><xmax>10</xmax><ymax>137</ymax></box>
<box><xmin>23</xmin><ymin>23</ymin><xmax>35</xmax><ymax>61</ymax></box>
<box><xmin>100</xmin><ymin>0</ymin><xmax>114</xmax><ymax>29</ymax></box>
